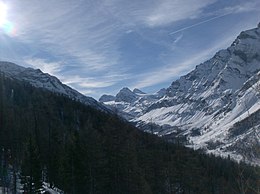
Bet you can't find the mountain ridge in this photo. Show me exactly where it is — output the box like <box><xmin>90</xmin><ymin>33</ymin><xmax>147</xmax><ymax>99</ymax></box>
<box><xmin>100</xmin><ymin>24</ymin><xmax>260</xmax><ymax>165</ymax></box>
<box><xmin>0</xmin><ymin>61</ymin><xmax>108</xmax><ymax>112</ymax></box>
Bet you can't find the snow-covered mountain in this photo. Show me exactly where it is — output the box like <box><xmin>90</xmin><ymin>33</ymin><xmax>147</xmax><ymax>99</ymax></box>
<box><xmin>0</xmin><ymin>61</ymin><xmax>107</xmax><ymax>111</ymax></box>
<box><xmin>101</xmin><ymin>87</ymin><xmax>166</xmax><ymax>120</ymax></box>
<box><xmin>100</xmin><ymin>24</ymin><xmax>260</xmax><ymax>165</ymax></box>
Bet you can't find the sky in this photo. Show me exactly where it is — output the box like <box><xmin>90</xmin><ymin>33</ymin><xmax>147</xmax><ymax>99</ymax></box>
<box><xmin>0</xmin><ymin>0</ymin><xmax>259</xmax><ymax>99</ymax></box>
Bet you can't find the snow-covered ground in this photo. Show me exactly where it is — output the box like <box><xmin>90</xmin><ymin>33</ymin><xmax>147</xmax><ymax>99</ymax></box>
<box><xmin>42</xmin><ymin>182</ymin><xmax>64</xmax><ymax>194</ymax></box>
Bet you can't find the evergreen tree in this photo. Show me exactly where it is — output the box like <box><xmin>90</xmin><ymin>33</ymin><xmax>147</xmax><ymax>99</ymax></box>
<box><xmin>21</xmin><ymin>135</ymin><xmax>42</xmax><ymax>193</ymax></box>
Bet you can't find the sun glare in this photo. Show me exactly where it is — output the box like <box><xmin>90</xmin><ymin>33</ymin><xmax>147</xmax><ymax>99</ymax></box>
<box><xmin>0</xmin><ymin>2</ymin><xmax>15</xmax><ymax>36</ymax></box>
<box><xmin>0</xmin><ymin>2</ymin><xmax>7</xmax><ymax>26</ymax></box>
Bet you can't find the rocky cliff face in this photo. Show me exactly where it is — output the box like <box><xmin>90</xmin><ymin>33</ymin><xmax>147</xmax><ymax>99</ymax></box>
<box><xmin>100</xmin><ymin>24</ymin><xmax>260</xmax><ymax>165</ymax></box>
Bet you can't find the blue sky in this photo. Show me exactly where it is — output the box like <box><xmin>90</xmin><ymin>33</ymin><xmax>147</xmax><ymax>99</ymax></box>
<box><xmin>0</xmin><ymin>0</ymin><xmax>259</xmax><ymax>99</ymax></box>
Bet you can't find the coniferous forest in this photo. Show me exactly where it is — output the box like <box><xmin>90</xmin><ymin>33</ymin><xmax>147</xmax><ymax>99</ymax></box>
<box><xmin>0</xmin><ymin>73</ymin><xmax>259</xmax><ymax>193</ymax></box>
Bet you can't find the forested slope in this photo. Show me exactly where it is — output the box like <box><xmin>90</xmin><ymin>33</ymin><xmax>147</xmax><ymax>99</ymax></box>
<box><xmin>0</xmin><ymin>73</ymin><xmax>259</xmax><ymax>193</ymax></box>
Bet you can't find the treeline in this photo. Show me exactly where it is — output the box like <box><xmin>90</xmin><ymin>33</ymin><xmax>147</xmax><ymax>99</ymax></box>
<box><xmin>0</xmin><ymin>73</ymin><xmax>259</xmax><ymax>194</ymax></box>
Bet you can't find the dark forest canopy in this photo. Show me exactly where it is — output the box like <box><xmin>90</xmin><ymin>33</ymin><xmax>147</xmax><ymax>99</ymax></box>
<box><xmin>0</xmin><ymin>73</ymin><xmax>259</xmax><ymax>194</ymax></box>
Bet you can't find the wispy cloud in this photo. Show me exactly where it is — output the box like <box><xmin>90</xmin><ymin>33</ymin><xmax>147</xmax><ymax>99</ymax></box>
<box><xmin>145</xmin><ymin>0</ymin><xmax>217</xmax><ymax>27</ymax></box>
<box><xmin>173</xmin><ymin>34</ymin><xmax>183</xmax><ymax>44</ymax></box>
<box><xmin>169</xmin><ymin>13</ymin><xmax>232</xmax><ymax>35</ymax></box>
<box><xmin>25</xmin><ymin>57</ymin><xmax>130</xmax><ymax>91</ymax></box>
<box><xmin>25</xmin><ymin>58</ymin><xmax>63</xmax><ymax>75</ymax></box>
<box><xmin>133</xmin><ymin>34</ymin><xmax>236</xmax><ymax>89</ymax></box>
<box><xmin>8</xmin><ymin>0</ymin><xmax>124</xmax><ymax>73</ymax></box>
<box><xmin>61</xmin><ymin>75</ymin><xmax>117</xmax><ymax>89</ymax></box>
<box><xmin>169</xmin><ymin>1</ymin><xmax>259</xmax><ymax>35</ymax></box>
<box><xmin>1</xmin><ymin>0</ymin><xmax>259</xmax><ymax>99</ymax></box>
<box><xmin>102</xmin><ymin>0</ymin><xmax>217</xmax><ymax>28</ymax></box>
<box><xmin>210</xmin><ymin>1</ymin><xmax>260</xmax><ymax>16</ymax></box>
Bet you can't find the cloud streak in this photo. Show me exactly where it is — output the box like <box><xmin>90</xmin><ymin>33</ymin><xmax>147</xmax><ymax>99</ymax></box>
<box><xmin>132</xmin><ymin>34</ymin><xmax>237</xmax><ymax>89</ymax></box>
<box><xmin>8</xmin><ymin>0</ymin><xmax>124</xmax><ymax>73</ymax></box>
<box><xmin>25</xmin><ymin>58</ymin><xmax>63</xmax><ymax>75</ymax></box>
<box><xmin>169</xmin><ymin>13</ymin><xmax>232</xmax><ymax>35</ymax></box>
<box><xmin>145</xmin><ymin>0</ymin><xmax>216</xmax><ymax>27</ymax></box>
<box><xmin>101</xmin><ymin>0</ymin><xmax>217</xmax><ymax>28</ymax></box>
<box><xmin>61</xmin><ymin>74</ymin><xmax>126</xmax><ymax>89</ymax></box>
<box><xmin>169</xmin><ymin>1</ymin><xmax>259</xmax><ymax>35</ymax></box>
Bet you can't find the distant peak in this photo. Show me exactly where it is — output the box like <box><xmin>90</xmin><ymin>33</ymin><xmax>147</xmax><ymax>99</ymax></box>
<box><xmin>120</xmin><ymin>87</ymin><xmax>132</xmax><ymax>92</ymax></box>
<box><xmin>99</xmin><ymin>94</ymin><xmax>115</xmax><ymax>103</ymax></box>
<box><xmin>115</xmin><ymin>87</ymin><xmax>137</xmax><ymax>103</ymax></box>
<box><xmin>133</xmin><ymin>88</ymin><xmax>146</xmax><ymax>94</ymax></box>
<box><xmin>157</xmin><ymin>88</ymin><xmax>166</xmax><ymax>96</ymax></box>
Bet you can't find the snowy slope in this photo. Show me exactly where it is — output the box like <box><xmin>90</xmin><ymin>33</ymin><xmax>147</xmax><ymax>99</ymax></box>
<box><xmin>0</xmin><ymin>61</ymin><xmax>107</xmax><ymax>112</ymax></box>
<box><xmin>100</xmin><ymin>24</ymin><xmax>260</xmax><ymax>164</ymax></box>
<box><xmin>100</xmin><ymin>87</ymin><xmax>166</xmax><ymax>120</ymax></box>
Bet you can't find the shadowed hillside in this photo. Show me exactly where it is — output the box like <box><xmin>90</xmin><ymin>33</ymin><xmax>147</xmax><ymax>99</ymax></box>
<box><xmin>0</xmin><ymin>72</ymin><xmax>259</xmax><ymax>193</ymax></box>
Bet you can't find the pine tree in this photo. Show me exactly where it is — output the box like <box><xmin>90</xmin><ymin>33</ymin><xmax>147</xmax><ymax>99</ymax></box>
<box><xmin>21</xmin><ymin>135</ymin><xmax>42</xmax><ymax>193</ymax></box>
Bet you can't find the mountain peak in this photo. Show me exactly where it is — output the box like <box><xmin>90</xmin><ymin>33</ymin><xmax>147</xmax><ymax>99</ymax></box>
<box><xmin>115</xmin><ymin>87</ymin><xmax>137</xmax><ymax>103</ymax></box>
<box><xmin>133</xmin><ymin>88</ymin><xmax>146</xmax><ymax>94</ymax></box>
<box><xmin>156</xmin><ymin>88</ymin><xmax>166</xmax><ymax>97</ymax></box>
<box><xmin>120</xmin><ymin>87</ymin><xmax>132</xmax><ymax>92</ymax></box>
<box><xmin>99</xmin><ymin>94</ymin><xmax>115</xmax><ymax>103</ymax></box>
